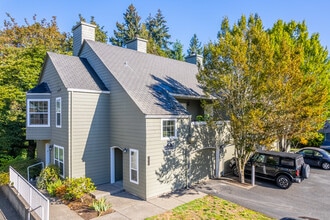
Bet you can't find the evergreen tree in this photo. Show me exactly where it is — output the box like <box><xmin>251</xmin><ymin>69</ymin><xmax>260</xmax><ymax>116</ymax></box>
<box><xmin>170</xmin><ymin>40</ymin><xmax>184</xmax><ymax>61</ymax></box>
<box><xmin>110</xmin><ymin>4</ymin><xmax>142</xmax><ymax>46</ymax></box>
<box><xmin>146</xmin><ymin>9</ymin><xmax>171</xmax><ymax>52</ymax></box>
<box><xmin>187</xmin><ymin>34</ymin><xmax>203</xmax><ymax>55</ymax></box>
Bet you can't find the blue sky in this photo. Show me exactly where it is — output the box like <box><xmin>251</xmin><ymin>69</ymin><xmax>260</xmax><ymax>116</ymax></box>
<box><xmin>1</xmin><ymin>0</ymin><xmax>329</xmax><ymax>54</ymax></box>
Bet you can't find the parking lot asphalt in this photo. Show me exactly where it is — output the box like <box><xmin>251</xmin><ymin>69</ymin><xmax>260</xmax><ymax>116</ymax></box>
<box><xmin>196</xmin><ymin>168</ymin><xmax>330</xmax><ymax>220</ymax></box>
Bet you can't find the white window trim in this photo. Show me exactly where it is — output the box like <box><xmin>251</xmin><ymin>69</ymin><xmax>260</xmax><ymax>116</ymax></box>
<box><xmin>27</xmin><ymin>99</ymin><xmax>50</xmax><ymax>127</ymax></box>
<box><xmin>56</xmin><ymin>97</ymin><xmax>62</xmax><ymax>128</ymax></box>
<box><xmin>161</xmin><ymin>119</ymin><xmax>177</xmax><ymax>140</ymax></box>
<box><xmin>54</xmin><ymin>145</ymin><xmax>65</xmax><ymax>178</ymax></box>
<box><xmin>129</xmin><ymin>149</ymin><xmax>139</xmax><ymax>184</ymax></box>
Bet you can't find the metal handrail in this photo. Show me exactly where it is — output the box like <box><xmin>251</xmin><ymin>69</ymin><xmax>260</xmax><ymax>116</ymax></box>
<box><xmin>10</xmin><ymin>166</ymin><xmax>49</xmax><ymax>220</ymax></box>
<box><xmin>27</xmin><ymin>161</ymin><xmax>44</xmax><ymax>181</ymax></box>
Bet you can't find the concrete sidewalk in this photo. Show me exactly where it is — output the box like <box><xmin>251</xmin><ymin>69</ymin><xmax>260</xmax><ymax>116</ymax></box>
<box><xmin>50</xmin><ymin>186</ymin><xmax>206</xmax><ymax>220</ymax></box>
<box><xmin>94</xmin><ymin>188</ymin><xmax>206</xmax><ymax>220</ymax></box>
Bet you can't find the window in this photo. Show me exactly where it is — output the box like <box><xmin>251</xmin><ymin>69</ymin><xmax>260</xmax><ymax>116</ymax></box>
<box><xmin>302</xmin><ymin>149</ymin><xmax>313</xmax><ymax>156</ymax></box>
<box><xmin>54</xmin><ymin>145</ymin><xmax>64</xmax><ymax>177</ymax></box>
<box><xmin>27</xmin><ymin>99</ymin><xmax>50</xmax><ymax>127</ymax></box>
<box><xmin>266</xmin><ymin>156</ymin><xmax>279</xmax><ymax>166</ymax></box>
<box><xmin>256</xmin><ymin>154</ymin><xmax>266</xmax><ymax>163</ymax></box>
<box><xmin>314</xmin><ymin>151</ymin><xmax>323</xmax><ymax>157</ymax></box>
<box><xmin>130</xmin><ymin>149</ymin><xmax>138</xmax><ymax>184</ymax></box>
<box><xmin>161</xmin><ymin>119</ymin><xmax>177</xmax><ymax>139</ymax></box>
<box><xmin>56</xmin><ymin>97</ymin><xmax>61</xmax><ymax>128</ymax></box>
<box><xmin>281</xmin><ymin>158</ymin><xmax>294</xmax><ymax>167</ymax></box>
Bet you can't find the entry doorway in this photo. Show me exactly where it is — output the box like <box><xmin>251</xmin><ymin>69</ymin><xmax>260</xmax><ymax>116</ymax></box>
<box><xmin>110</xmin><ymin>147</ymin><xmax>124</xmax><ymax>183</ymax></box>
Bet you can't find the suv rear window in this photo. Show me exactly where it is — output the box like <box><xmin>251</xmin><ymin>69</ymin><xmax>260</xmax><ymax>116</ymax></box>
<box><xmin>280</xmin><ymin>158</ymin><xmax>294</xmax><ymax>167</ymax></box>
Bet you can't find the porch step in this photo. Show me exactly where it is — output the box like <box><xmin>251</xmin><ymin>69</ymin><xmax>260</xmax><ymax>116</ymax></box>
<box><xmin>91</xmin><ymin>182</ymin><xmax>124</xmax><ymax>200</ymax></box>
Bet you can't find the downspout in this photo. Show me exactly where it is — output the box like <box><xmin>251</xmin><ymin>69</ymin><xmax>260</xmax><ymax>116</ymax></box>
<box><xmin>68</xmin><ymin>91</ymin><xmax>73</xmax><ymax>178</ymax></box>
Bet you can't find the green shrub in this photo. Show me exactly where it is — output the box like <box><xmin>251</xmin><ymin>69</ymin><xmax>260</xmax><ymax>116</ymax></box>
<box><xmin>46</xmin><ymin>179</ymin><xmax>63</xmax><ymax>197</ymax></box>
<box><xmin>0</xmin><ymin>155</ymin><xmax>14</xmax><ymax>169</ymax></box>
<box><xmin>0</xmin><ymin>172</ymin><xmax>9</xmax><ymax>186</ymax></box>
<box><xmin>62</xmin><ymin>177</ymin><xmax>96</xmax><ymax>201</ymax></box>
<box><xmin>0</xmin><ymin>156</ymin><xmax>40</xmax><ymax>179</ymax></box>
<box><xmin>195</xmin><ymin>114</ymin><xmax>211</xmax><ymax>122</ymax></box>
<box><xmin>55</xmin><ymin>184</ymin><xmax>67</xmax><ymax>198</ymax></box>
<box><xmin>36</xmin><ymin>165</ymin><xmax>60</xmax><ymax>190</ymax></box>
<box><xmin>92</xmin><ymin>198</ymin><xmax>111</xmax><ymax>216</ymax></box>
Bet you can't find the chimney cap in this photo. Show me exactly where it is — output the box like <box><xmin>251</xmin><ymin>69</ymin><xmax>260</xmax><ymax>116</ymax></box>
<box><xmin>126</xmin><ymin>37</ymin><xmax>148</xmax><ymax>44</ymax></box>
<box><xmin>72</xmin><ymin>21</ymin><xmax>96</xmax><ymax>31</ymax></box>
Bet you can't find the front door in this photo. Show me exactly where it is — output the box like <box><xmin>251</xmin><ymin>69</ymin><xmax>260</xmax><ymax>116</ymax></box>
<box><xmin>110</xmin><ymin>147</ymin><xmax>124</xmax><ymax>183</ymax></box>
<box><xmin>115</xmin><ymin>148</ymin><xmax>123</xmax><ymax>181</ymax></box>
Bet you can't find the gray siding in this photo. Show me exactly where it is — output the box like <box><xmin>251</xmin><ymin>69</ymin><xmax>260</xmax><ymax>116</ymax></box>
<box><xmin>145</xmin><ymin>117</ymin><xmax>191</xmax><ymax>198</ymax></box>
<box><xmin>50</xmin><ymin>91</ymin><xmax>70</xmax><ymax>177</ymax></box>
<box><xmin>70</xmin><ymin>91</ymin><xmax>110</xmax><ymax>184</ymax></box>
<box><xmin>80</xmin><ymin>44</ymin><xmax>147</xmax><ymax>198</ymax></box>
<box><xmin>38</xmin><ymin>59</ymin><xmax>70</xmax><ymax>177</ymax></box>
<box><xmin>145</xmin><ymin>118</ymin><xmax>228</xmax><ymax>198</ymax></box>
<box><xmin>109</xmin><ymin>88</ymin><xmax>146</xmax><ymax>198</ymax></box>
<box><xmin>189</xmin><ymin>148</ymin><xmax>215</xmax><ymax>183</ymax></box>
<box><xmin>36</xmin><ymin>140</ymin><xmax>49</xmax><ymax>164</ymax></box>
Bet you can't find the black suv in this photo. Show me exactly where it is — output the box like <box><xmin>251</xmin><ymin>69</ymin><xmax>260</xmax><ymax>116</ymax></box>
<box><xmin>229</xmin><ymin>150</ymin><xmax>310</xmax><ymax>189</ymax></box>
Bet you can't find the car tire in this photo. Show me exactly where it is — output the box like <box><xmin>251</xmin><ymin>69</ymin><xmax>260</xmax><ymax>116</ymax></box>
<box><xmin>302</xmin><ymin>164</ymin><xmax>310</xmax><ymax>179</ymax></box>
<box><xmin>276</xmin><ymin>175</ymin><xmax>292</xmax><ymax>189</ymax></box>
<box><xmin>232</xmin><ymin>165</ymin><xmax>239</xmax><ymax>177</ymax></box>
<box><xmin>321</xmin><ymin>162</ymin><xmax>330</xmax><ymax>170</ymax></box>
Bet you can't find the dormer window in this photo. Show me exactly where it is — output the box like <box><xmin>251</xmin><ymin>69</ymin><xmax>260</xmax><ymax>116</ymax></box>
<box><xmin>27</xmin><ymin>99</ymin><xmax>50</xmax><ymax>127</ymax></box>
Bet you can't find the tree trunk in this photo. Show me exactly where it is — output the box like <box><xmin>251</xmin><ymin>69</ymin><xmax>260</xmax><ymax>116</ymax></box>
<box><xmin>238</xmin><ymin>160</ymin><xmax>245</xmax><ymax>183</ymax></box>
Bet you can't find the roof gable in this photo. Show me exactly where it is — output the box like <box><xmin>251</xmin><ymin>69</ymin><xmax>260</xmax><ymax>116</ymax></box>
<box><xmin>47</xmin><ymin>52</ymin><xmax>108</xmax><ymax>92</ymax></box>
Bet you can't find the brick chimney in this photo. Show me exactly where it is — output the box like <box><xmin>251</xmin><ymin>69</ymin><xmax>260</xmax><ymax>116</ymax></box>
<box><xmin>126</xmin><ymin>37</ymin><xmax>148</xmax><ymax>53</ymax></box>
<box><xmin>72</xmin><ymin>22</ymin><xmax>96</xmax><ymax>56</ymax></box>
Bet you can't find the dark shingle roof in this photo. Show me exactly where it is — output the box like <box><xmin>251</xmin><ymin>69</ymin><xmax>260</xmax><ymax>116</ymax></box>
<box><xmin>27</xmin><ymin>82</ymin><xmax>51</xmax><ymax>93</ymax></box>
<box><xmin>47</xmin><ymin>52</ymin><xmax>108</xmax><ymax>92</ymax></box>
<box><xmin>85</xmin><ymin>40</ymin><xmax>205</xmax><ymax>115</ymax></box>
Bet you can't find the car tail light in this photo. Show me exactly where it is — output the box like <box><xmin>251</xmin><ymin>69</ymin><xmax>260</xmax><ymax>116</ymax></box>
<box><xmin>296</xmin><ymin>169</ymin><xmax>300</xmax><ymax>177</ymax></box>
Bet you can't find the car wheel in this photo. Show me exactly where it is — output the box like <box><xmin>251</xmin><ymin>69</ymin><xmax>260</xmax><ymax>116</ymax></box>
<box><xmin>321</xmin><ymin>162</ymin><xmax>330</xmax><ymax>170</ymax></box>
<box><xmin>302</xmin><ymin>164</ymin><xmax>310</xmax><ymax>179</ymax></box>
<box><xmin>232</xmin><ymin>165</ymin><xmax>239</xmax><ymax>177</ymax></box>
<box><xmin>276</xmin><ymin>175</ymin><xmax>292</xmax><ymax>189</ymax></box>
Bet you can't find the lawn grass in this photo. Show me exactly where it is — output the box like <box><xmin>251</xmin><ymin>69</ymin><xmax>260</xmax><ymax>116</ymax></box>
<box><xmin>146</xmin><ymin>195</ymin><xmax>274</xmax><ymax>220</ymax></box>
